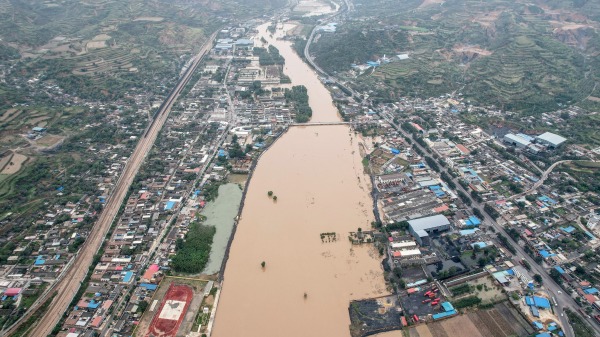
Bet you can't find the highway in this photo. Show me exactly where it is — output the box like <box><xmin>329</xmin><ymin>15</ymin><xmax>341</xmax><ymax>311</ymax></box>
<box><xmin>381</xmin><ymin>113</ymin><xmax>600</xmax><ymax>337</ymax></box>
<box><xmin>3</xmin><ymin>30</ymin><xmax>219</xmax><ymax>337</ymax></box>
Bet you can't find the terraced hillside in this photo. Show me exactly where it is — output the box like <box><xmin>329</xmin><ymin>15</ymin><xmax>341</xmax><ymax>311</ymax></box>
<box><xmin>0</xmin><ymin>0</ymin><xmax>287</xmax><ymax>100</ymax></box>
<box><xmin>311</xmin><ymin>0</ymin><xmax>600</xmax><ymax>112</ymax></box>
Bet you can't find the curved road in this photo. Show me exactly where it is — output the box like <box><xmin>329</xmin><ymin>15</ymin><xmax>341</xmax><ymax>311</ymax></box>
<box><xmin>508</xmin><ymin>160</ymin><xmax>573</xmax><ymax>200</ymax></box>
<box><xmin>3</xmin><ymin>31</ymin><xmax>218</xmax><ymax>337</ymax></box>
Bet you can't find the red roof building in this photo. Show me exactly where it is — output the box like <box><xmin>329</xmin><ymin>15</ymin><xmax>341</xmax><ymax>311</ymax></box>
<box><xmin>4</xmin><ymin>288</ymin><xmax>22</xmax><ymax>297</ymax></box>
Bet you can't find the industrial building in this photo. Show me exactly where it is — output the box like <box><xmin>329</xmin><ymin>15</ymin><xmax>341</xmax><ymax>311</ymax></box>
<box><xmin>536</xmin><ymin>132</ymin><xmax>566</xmax><ymax>148</ymax></box>
<box><xmin>503</xmin><ymin>133</ymin><xmax>531</xmax><ymax>149</ymax></box>
<box><xmin>408</xmin><ymin>214</ymin><xmax>451</xmax><ymax>246</ymax></box>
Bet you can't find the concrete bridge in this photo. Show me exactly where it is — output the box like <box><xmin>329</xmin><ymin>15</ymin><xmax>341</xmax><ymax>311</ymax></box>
<box><xmin>289</xmin><ymin>121</ymin><xmax>351</xmax><ymax>127</ymax></box>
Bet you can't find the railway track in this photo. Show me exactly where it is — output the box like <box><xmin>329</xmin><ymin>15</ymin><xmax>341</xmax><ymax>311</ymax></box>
<box><xmin>2</xmin><ymin>30</ymin><xmax>218</xmax><ymax>337</ymax></box>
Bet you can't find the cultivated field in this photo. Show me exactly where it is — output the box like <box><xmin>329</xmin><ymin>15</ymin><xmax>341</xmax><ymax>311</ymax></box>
<box><xmin>407</xmin><ymin>302</ymin><xmax>533</xmax><ymax>337</ymax></box>
<box><xmin>0</xmin><ymin>152</ymin><xmax>28</xmax><ymax>174</ymax></box>
<box><xmin>313</xmin><ymin>0</ymin><xmax>600</xmax><ymax>112</ymax></box>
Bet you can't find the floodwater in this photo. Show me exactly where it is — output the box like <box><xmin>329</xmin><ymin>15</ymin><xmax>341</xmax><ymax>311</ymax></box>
<box><xmin>201</xmin><ymin>183</ymin><xmax>243</xmax><ymax>275</ymax></box>
<box><xmin>211</xmin><ymin>23</ymin><xmax>387</xmax><ymax>337</ymax></box>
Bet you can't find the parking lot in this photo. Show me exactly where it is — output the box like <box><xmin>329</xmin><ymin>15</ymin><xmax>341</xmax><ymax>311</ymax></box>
<box><xmin>400</xmin><ymin>284</ymin><xmax>446</xmax><ymax>319</ymax></box>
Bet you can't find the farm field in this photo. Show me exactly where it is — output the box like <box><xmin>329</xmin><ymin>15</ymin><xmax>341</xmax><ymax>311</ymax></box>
<box><xmin>312</xmin><ymin>0</ymin><xmax>600</xmax><ymax>113</ymax></box>
<box><xmin>0</xmin><ymin>152</ymin><xmax>28</xmax><ymax>174</ymax></box>
<box><xmin>407</xmin><ymin>302</ymin><xmax>533</xmax><ymax>337</ymax></box>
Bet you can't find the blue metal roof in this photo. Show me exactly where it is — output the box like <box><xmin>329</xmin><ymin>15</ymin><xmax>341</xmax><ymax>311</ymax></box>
<box><xmin>533</xmin><ymin>296</ymin><xmax>551</xmax><ymax>309</ymax></box>
<box><xmin>140</xmin><ymin>283</ymin><xmax>158</xmax><ymax>291</ymax></box>
<box><xmin>539</xmin><ymin>250</ymin><xmax>555</xmax><ymax>258</ymax></box>
<box><xmin>459</xmin><ymin>229</ymin><xmax>479</xmax><ymax>236</ymax></box>
<box><xmin>525</xmin><ymin>296</ymin><xmax>534</xmax><ymax>306</ymax></box>
<box><xmin>467</xmin><ymin>216</ymin><xmax>481</xmax><ymax>225</ymax></box>
<box><xmin>561</xmin><ymin>226</ymin><xmax>576</xmax><ymax>233</ymax></box>
<box><xmin>554</xmin><ymin>266</ymin><xmax>565</xmax><ymax>274</ymax></box>
<box><xmin>471</xmin><ymin>242</ymin><xmax>487</xmax><ymax>249</ymax></box>
<box><xmin>432</xmin><ymin>310</ymin><xmax>457</xmax><ymax>320</ymax></box>
<box><xmin>123</xmin><ymin>271</ymin><xmax>134</xmax><ymax>283</ymax></box>
<box><xmin>441</xmin><ymin>302</ymin><xmax>454</xmax><ymax>312</ymax></box>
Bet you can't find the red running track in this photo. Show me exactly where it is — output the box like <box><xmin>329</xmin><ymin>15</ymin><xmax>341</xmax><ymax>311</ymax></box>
<box><xmin>146</xmin><ymin>283</ymin><xmax>193</xmax><ymax>337</ymax></box>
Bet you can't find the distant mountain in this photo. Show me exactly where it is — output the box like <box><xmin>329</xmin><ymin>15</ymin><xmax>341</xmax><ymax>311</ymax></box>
<box><xmin>311</xmin><ymin>0</ymin><xmax>600</xmax><ymax>112</ymax></box>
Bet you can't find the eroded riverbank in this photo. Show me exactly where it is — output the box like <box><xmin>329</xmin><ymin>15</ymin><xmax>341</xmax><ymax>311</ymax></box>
<box><xmin>211</xmin><ymin>22</ymin><xmax>387</xmax><ymax>337</ymax></box>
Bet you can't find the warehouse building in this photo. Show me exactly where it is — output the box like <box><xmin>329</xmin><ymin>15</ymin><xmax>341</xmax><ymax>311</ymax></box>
<box><xmin>408</xmin><ymin>214</ymin><xmax>451</xmax><ymax>246</ymax></box>
<box><xmin>503</xmin><ymin>133</ymin><xmax>531</xmax><ymax>149</ymax></box>
<box><xmin>536</xmin><ymin>132</ymin><xmax>566</xmax><ymax>148</ymax></box>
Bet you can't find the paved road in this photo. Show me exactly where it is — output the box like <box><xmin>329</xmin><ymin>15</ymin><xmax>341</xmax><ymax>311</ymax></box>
<box><xmin>380</xmin><ymin>114</ymin><xmax>600</xmax><ymax>337</ymax></box>
<box><xmin>300</xmin><ymin>1</ymin><xmax>598</xmax><ymax>330</ymax></box>
<box><xmin>3</xmin><ymin>31</ymin><xmax>219</xmax><ymax>337</ymax></box>
<box><xmin>508</xmin><ymin>160</ymin><xmax>572</xmax><ymax>200</ymax></box>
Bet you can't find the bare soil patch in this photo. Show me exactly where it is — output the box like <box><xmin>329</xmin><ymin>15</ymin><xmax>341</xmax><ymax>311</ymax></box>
<box><xmin>1</xmin><ymin>152</ymin><xmax>28</xmax><ymax>174</ymax></box>
<box><xmin>0</xmin><ymin>153</ymin><xmax>13</xmax><ymax>171</ymax></box>
<box><xmin>0</xmin><ymin>109</ymin><xmax>23</xmax><ymax>123</ymax></box>
<box><xmin>415</xmin><ymin>325</ymin><xmax>433</xmax><ymax>337</ymax></box>
<box><xmin>134</xmin><ymin>16</ymin><xmax>165</xmax><ymax>22</ymax></box>
<box><xmin>439</xmin><ymin>314</ymin><xmax>481</xmax><ymax>336</ymax></box>
<box><xmin>419</xmin><ymin>0</ymin><xmax>444</xmax><ymax>8</ymax></box>
<box><xmin>87</xmin><ymin>41</ymin><xmax>107</xmax><ymax>49</ymax></box>
<box><xmin>453</xmin><ymin>45</ymin><xmax>492</xmax><ymax>56</ymax></box>
<box><xmin>472</xmin><ymin>11</ymin><xmax>501</xmax><ymax>27</ymax></box>
<box><xmin>35</xmin><ymin>135</ymin><xmax>64</xmax><ymax>148</ymax></box>
<box><xmin>28</xmin><ymin>116</ymin><xmax>50</xmax><ymax>126</ymax></box>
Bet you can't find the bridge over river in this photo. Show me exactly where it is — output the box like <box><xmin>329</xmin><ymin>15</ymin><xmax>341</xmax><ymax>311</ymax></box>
<box><xmin>289</xmin><ymin>121</ymin><xmax>351</xmax><ymax>126</ymax></box>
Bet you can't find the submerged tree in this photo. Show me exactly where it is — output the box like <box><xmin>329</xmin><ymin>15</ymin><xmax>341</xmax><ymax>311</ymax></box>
<box><xmin>261</xmin><ymin>261</ymin><xmax>266</xmax><ymax>269</ymax></box>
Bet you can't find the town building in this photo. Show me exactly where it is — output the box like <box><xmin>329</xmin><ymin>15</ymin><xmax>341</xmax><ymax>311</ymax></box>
<box><xmin>408</xmin><ymin>214</ymin><xmax>451</xmax><ymax>246</ymax></box>
<box><xmin>535</xmin><ymin>132</ymin><xmax>566</xmax><ymax>148</ymax></box>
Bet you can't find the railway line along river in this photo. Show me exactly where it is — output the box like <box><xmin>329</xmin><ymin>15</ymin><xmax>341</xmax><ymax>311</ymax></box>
<box><xmin>211</xmin><ymin>22</ymin><xmax>387</xmax><ymax>337</ymax></box>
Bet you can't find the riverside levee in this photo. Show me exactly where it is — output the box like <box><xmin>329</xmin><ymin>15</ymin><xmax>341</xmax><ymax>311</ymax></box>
<box><xmin>211</xmin><ymin>23</ymin><xmax>387</xmax><ymax>337</ymax></box>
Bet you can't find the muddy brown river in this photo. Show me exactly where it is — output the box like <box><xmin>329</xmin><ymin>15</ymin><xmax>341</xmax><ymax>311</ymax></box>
<box><xmin>211</xmin><ymin>23</ymin><xmax>387</xmax><ymax>337</ymax></box>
